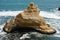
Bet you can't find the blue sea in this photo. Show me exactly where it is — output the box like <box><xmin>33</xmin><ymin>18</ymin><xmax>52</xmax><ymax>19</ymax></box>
<box><xmin>0</xmin><ymin>0</ymin><xmax>60</xmax><ymax>40</ymax></box>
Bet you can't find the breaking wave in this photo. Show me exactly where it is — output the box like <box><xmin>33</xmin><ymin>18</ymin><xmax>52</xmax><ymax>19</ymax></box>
<box><xmin>0</xmin><ymin>10</ymin><xmax>60</xmax><ymax>19</ymax></box>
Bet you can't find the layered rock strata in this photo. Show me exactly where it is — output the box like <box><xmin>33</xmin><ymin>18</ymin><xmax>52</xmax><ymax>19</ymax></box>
<box><xmin>3</xmin><ymin>2</ymin><xmax>56</xmax><ymax>34</ymax></box>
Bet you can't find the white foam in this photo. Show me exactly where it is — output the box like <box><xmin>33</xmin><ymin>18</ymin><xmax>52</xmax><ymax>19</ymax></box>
<box><xmin>46</xmin><ymin>27</ymin><xmax>60</xmax><ymax>38</ymax></box>
<box><xmin>40</xmin><ymin>11</ymin><xmax>60</xmax><ymax>19</ymax></box>
<box><xmin>20</xmin><ymin>33</ymin><xmax>30</xmax><ymax>39</ymax></box>
<box><xmin>53</xmin><ymin>29</ymin><xmax>60</xmax><ymax>37</ymax></box>
<box><xmin>48</xmin><ymin>32</ymin><xmax>60</xmax><ymax>38</ymax></box>
<box><xmin>0</xmin><ymin>24</ymin><xmax>7</xmax><ymax>35</ymax></box>
<box><xmin>0</xmin><ymin>32</ymin><xmax>6</xmax><ymax>35</ymax></box>
<box><xmin>0</xmin><ymin>10</ymin><xmax>60</xmax><ymax>19</ymax></box>
<box><xmin>0</xmin><ymin>11</ymin><xmax>23</xmax><ymax>16</ymax></box>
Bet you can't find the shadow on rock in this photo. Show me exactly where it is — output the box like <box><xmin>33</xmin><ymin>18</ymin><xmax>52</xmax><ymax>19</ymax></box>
<box><xmin>3</xmin><ymin>27</ymin><xmax>41</xmax><ymax>40</ymax></box>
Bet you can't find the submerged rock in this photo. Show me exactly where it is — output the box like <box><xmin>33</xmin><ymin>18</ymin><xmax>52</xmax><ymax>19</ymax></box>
<box><xmin>3</xmin><ymin>2</ymin><xmax>56</xmax><ymax>34</ymax></box>
<box><xmin>58</xmin><ymin>7</ymin><xmax>60</xmax><ymax>11</ymax></box>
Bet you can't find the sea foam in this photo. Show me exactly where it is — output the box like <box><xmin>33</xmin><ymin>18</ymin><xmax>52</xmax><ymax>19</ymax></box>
<box><xmin>0</xmin><ymin>10</ymin><xmax>60</xmax><ymax>19</ymax></box>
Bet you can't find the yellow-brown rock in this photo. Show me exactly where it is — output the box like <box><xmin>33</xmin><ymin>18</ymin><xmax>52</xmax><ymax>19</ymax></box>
<box><xmin>3</xmin><ymin>2</ymin><xmax>56</xmax><ymax>34</ymax></box>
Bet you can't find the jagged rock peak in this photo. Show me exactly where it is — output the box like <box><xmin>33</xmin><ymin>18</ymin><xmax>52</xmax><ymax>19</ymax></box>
<box><xmin>24</xmin><ymin>2</ymin><xmax>40</xmax><ymax>15</ymax></box>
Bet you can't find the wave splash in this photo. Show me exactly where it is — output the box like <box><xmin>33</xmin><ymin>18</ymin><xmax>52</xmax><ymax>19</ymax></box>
<box><xmin>40</xmin><ymin>11</ymin><xmax>60</xmax><ymax>19</ymax></box>
<box><xmin>0</xmin><ymin>10</ymin><xmax>60</xmax><ymax>19</ymax></box>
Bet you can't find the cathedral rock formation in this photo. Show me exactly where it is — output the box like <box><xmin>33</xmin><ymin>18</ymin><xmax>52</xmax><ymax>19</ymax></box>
<box><xmin>3</xmin><ymin>2</ymin><xmax>56</xmax><ymax>34</ymax></box>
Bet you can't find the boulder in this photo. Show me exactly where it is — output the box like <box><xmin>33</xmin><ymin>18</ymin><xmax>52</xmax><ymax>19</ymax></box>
<box><xmin>3</xmin><ymin>2</ymin><xmax>56</xmax><ymax>34</ymax></box>
<box><xmin>58</xmin><ymin>7</ymin><xmax>60</xmax><ymax>11</ymax></box>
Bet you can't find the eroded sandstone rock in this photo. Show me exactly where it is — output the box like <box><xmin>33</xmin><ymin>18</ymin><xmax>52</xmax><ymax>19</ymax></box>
<box><xmin>3</xmin><ymin>2</ymin><xmax>56</xmax><ymax>34</ymax></box>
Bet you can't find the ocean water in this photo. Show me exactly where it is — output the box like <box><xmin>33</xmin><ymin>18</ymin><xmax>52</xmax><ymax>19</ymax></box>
<box><xmin>0</xmin><ymin>0</ymin><xmax>60</xmax><ymax>40</ymax></box>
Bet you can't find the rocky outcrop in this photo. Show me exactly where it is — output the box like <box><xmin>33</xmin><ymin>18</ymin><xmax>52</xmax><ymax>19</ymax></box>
<box><xmin>58</xmin><ymin>7</ymin><xmax>60</xmax><ymax>11</ymax></box>
<box><xmin>3</xmin><ymin>2</ymin><xmax>56</xmax><ymax>34</ymax></box>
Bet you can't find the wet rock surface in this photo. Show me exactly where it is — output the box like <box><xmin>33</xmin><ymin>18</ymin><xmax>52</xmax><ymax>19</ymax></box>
<box><xmin>0</xmin><ymin>31</ymin><xmax>33</xmax><ymax>40</ymax></box>
<box><xmin>0</xmin><ymin>31</ymin><xmax>47</xmax><ymax>40</ymax></box>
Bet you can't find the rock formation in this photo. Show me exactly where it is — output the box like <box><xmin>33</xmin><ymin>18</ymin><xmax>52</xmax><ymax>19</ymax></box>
<box><xmin>58</xmin><ymin>7</ymin><xmax>60</xmax><ymax>11</ymax></box>
<box><xmin>3</xmin><ymin>2</ymin><xmax>56</xmax><ymax>34</ymax></box>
